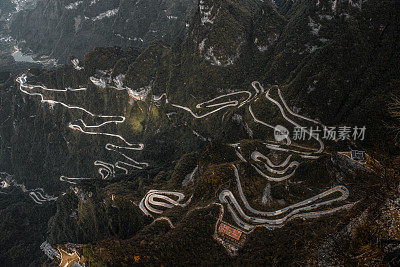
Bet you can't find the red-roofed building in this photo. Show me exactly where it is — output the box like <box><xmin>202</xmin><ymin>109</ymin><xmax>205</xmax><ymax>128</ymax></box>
<box><xmin>218</xmin><ymin>223</ymin><xmax>242</xmax><ymax>241</ymax></box>
<box><xmin>217</xmin><ymin>221</ymin><xmax>246</xmax><ymax>247</ymax></box>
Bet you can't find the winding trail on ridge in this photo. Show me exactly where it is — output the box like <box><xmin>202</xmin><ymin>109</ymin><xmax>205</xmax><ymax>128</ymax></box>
<box><xmin>263</xmin><ymin>85</ymin><xmax>325</xmax><ymax>153</ymax></box>
<box><xmin>1</xmin><ymin>172</ymin><xmax>57</xmax><ymax>204</ymax></box>
<box><xmin>218</xmin><ymin>165</ymin><xmax>352</xmax><ymax>231</ymax></box>
<box><xmin>16</xmin><ymin>74</ymin><xmax>148</xmax><ymax>182</ymax></box>
<box><xmin>168</xmin><ymin>80</ymin><xmax>324</xmax><ymax>155</ymax></box>
<box><xmin>153</xmin><ymin>81</ymin><xmax>353</xmax><ymax>233</ymax></box>
<box><xmin>169</xmin><ymin>81</ymin><xmax>263</xmax><ymax>119</ymax></box>
<box><xmin>139</xmin><ymin>189</ymin><xmax>192</xmax><ymax>217</ymax></box>
<box><xmin>15</xmin><ymin>73</ymin><xmax>354</xmax><ymax>234</ymax></box>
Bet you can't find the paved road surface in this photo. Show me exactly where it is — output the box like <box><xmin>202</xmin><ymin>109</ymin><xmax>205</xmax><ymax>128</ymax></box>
<box><xmin>16</xmin><ymin>74</ymin><xmax>148</xmax><ymax>181</ymax></box>
<box><xmin>139</xmin><ymin>190</ymin><xmax>192</xmax><ymax>217</ymax></box>
<box><xmin>219</xmin><ymin>165</ymin><xmax>352</xmax><ymax>231</ymax></box>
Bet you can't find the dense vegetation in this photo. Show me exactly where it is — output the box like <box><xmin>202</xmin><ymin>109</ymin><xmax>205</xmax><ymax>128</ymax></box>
<box><xmin>10</xmin><ymin>0</ymin><xmax>197</xmax><ymax>63</ymax></box>
<box><xmin>0</xmin><ymin>193</ymin><xmax>56</xmax><ymax>266</ymax></box>
<box><xmin>0</xmin><ymin>0</ymin><xmax>399</xmax><ymax>265</ymax></box>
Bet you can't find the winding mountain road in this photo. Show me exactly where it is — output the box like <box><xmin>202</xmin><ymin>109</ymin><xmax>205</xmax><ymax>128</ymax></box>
<box><xmin>139</xmin><ymin>190</ymin><xmax>192</xmax><ymax>217</ymax></box>
<box><xmin>169</xmin><ymin>81</ymin><xmax>263</xmax><ymax>119</ymax></box>
<box><xmin>151</xmin><ymin>81</ymin><xmax>352</xmax><ymax>233</ymax></box>
<box><xmin>219</xmin><ymin>165</ymin><xmax>352</xmax><ymax>231</ymax></box>
<box><xmin>16</xmin><ymin>74</ymin><xmax>148</xmax><ymax>181</ymax></box>
<box><xmin>1</xmin><ymin>172</ymin><xmax>57</xmax><ymax>204</ymax></box>
<box><xmin>15</xmin><ymin>73</ymin><xmax>354</xmax><ymax>235</ymax></box>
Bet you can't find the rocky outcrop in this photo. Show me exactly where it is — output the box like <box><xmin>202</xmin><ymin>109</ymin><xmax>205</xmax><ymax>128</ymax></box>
<box><xmin>10</xmin><ymin>0</ymin><xmax>197</xmax><ymax>63</ymax></box>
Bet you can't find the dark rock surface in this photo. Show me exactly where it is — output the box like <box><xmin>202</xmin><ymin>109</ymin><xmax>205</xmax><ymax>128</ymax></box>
<box><xmin>10</xmin><ymin>0</ymin><xmax>197</xmax><ymax>63</ymax></box>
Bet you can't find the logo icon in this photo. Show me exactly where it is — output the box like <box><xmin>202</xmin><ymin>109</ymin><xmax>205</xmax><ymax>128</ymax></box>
<box><xmin>274</xmin><ymin>125</ymin><xmax>289</xmax><ymax>142</ymax></box>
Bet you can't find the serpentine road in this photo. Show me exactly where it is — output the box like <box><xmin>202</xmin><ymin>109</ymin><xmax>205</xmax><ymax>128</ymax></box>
<box><xmin>1</xmin><ymin>172</ymin><xmax>57</xmax><ymax>204</ymax></box>
<box><xmin>15</xmin><ymin>73</ymin><xmax>353</xmax><ymax>233</ymax></box>
<box><xmin>16</xmin><ymin>74</ymin><xmax>148</xmax><ymax>182</ymax></box>
<box><xmin>219</xmin><ymin>165</ymin><xmax>352</xmax><ymax>231</ymax></box>
<box><xmin>249</xmin><ymin>150</ymin><xmax>300</xmax><ymax>182</ymax></box>
<box><xmin>139</xmin><ymin>190</ymin><xmax>192</xmax><ymax>217</ymax></box>
<box><xmin>169</xmin><ymin>81</ymin><xmax>262</xmax><ymax>119</ymax></box>
<box><xmin>144</xmin><ymin>81</ymin><xmax>353</xmax><ymax>233</ymax></box>
<box><xmin>170</xmin><ymin>81</ymin><xmax>324</xmax><ymax>154</ymax></box>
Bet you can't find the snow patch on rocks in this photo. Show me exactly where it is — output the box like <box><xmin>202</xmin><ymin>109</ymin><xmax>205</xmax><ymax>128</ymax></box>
<box><xmin>202</xmin><ymin>39</ymin><xmax>244</xmax><ymax>67</ymax></box>
<box><xmin>308</xmin><ymin>16</ymin><xmax>321</xmax><ymax>35</ymax></box>
<box><xmin>199</xmin><ymin>0</ymin><xmax>219</xmax><ymax>25</ymax></box>
<box><xmin>65</xmin><ymin>1</ymin><xmax>83</xmax><ymax>10</ymax></box>
<box><xmin>92</xmin><ymin>8</ymin><xmax>119</xmax><ymax>21</ymax></box>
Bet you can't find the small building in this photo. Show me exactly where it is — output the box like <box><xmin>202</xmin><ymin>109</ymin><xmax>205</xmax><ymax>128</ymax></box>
<box><xmin>351</xmin><ymin>150</ymin><xmax>366</xmax><ymax>163</ymax></box>
<box><xmin>217</xmin><ymin>221</ymin><xmax>246</xmax><ymax>249</ymax></box>
<box><xmin>218</xmin><ymin>223</ymin><xmax>242</xmax><ymax>241</ymax></box>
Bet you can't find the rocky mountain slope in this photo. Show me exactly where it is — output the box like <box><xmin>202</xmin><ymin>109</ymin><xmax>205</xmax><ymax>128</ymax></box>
<box><xmin>10</xmin><ymin>0</ymin><xmax>197</xmax><ymax>63</ymax></box>
<box><xmin>0</xmin><ymin>0</ymin><xmax>399</xmax><ymax>265</ymax></box>
<box><xmin>267</xmin><ymin>0</ymin><xmax>400</xmax><ymax>147</ymax></box>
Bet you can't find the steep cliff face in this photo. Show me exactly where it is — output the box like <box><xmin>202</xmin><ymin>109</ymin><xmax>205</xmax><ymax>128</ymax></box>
<box><xmin>1</xmin><ymin>0</ymin><xmax>400</xmax><ymax>265</ymax></box>
<box><xmin>272</xmin><ymin>0</ymin><xmax>295</xmax><ymax>15</ymax></box>
<box><xmin>0</xmin><ymin>45</ymin><xmax>208</xmax><ymax>194</ymax></box>
<box><xmin>0</xmin><ymin>0</ymin><xmax>15</xmax><ymax>17</ymax></box>
<box><xmin>2</xmin><ymin>0</ymin><xmax>398</xmax><ymax>193</ymax></box>
<box><xmin>10</xmin><ymin>0</ymin><xmax>197</xmax><ymax>63</ymax></box>
<box><xmin>263</xmin><ymin>0</ymin><xmax>400</xmax><ymax>145</ymax></box>
<box><xmin>168</xmin><ymin>0</ymin><xmax>285</xmax><ymax>101</ymax></box>
<box><xmin>0</xmin><ymin>0</ymin><xmax>49</xmax><ymax>72</ymax></box>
